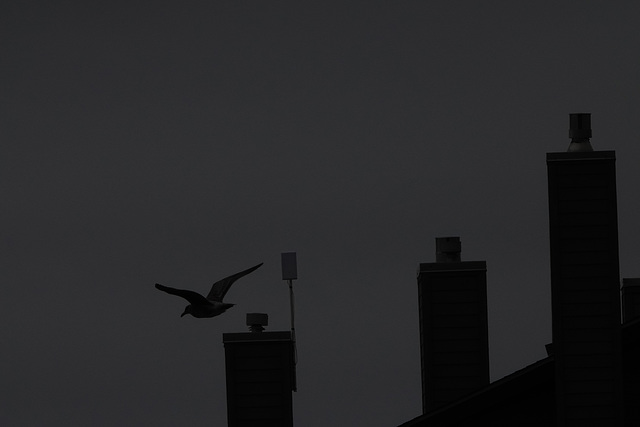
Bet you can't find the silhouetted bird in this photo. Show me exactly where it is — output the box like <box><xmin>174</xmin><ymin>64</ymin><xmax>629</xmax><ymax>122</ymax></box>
<box><xmin>155</xmin><ymin>263</ymin><xmax>263</xmax><ymax>318</ymax></box>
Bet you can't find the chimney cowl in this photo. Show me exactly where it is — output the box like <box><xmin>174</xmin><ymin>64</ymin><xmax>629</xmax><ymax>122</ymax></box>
<box><xmin>246</xmin><ymin>313</ymin><xmax>268</xmax><ymax>333</ymax></box>
<box><xmin>568</xmin><ymin>113</ymin><xmax>594</xmax><ymax>152</ymax></box>
<box><xmin>435</xmin><ymin>237</ymin><xmax>461</xmax><ymax>263</ymax></box>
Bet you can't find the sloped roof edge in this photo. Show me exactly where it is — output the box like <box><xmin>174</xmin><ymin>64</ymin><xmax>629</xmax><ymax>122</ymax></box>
<box><xmin>398</xmin><ymin>318</ymin><xmax>640</xmax><ymax>427</ymax></box>
<box><xmin>398</xmin><ymin>356</ymin><xmax>554</xmax><ymax>426</ymax></box>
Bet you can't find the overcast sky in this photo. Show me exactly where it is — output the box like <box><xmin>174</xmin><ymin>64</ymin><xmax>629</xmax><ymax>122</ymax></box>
<box><xmin>3</xmin><ymin>2</ymin><xmax>640</xmax><ymax>426</ymax></box>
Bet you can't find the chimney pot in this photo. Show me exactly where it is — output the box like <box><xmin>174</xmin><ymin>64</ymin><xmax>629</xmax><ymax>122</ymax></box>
<box><xmin>435</xmin><ymin>237</ymin><xmax>461</xmax><ymax>263</ymax></box>
<box><xmin>246</xmin><ymin>313</ymin><xmax>268</xmax><ymax>332</ymax></box>
<box><xmin>568</xmin><ymin>113</ymin><xmax>594</xmax><ymax>152</ymax></box>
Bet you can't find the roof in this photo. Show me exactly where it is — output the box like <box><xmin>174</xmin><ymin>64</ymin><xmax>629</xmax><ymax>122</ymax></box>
<box><xmin>399</xmin><ymin>318</ymin><xmax>640</xmax><ymax>427</ymax></box>
<box><xmin>399</xmin><ymin>356</ymin><xmax>554</xmax><ymax>426</ymax></box>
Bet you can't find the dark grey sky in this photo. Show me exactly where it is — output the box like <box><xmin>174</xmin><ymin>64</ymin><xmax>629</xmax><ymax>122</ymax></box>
<box><xmin>3</xmin><ymin>2</ymin><xmax>640</xmax><ymax>425</ymax></box>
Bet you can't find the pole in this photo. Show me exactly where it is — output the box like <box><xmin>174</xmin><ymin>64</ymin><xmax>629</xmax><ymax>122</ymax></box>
<box><xmin>288</xmin><ymin>279</ymin><xmax>297</xmax><ymax>362</ymax></box>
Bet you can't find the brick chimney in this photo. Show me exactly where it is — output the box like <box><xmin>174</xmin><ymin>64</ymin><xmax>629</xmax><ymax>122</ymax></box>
<box><xmin>547</xmin><ymin>113</ymin><xmax>623</xmax><ymax>426</ymax></box>
<box><xmin>223</xmin><ymin>314</ymin><xmax>296</xmax><ymax>427</ymax></box>
<box><xmin>417</xmin><ymin>237</ymin><xmax>489</xmax><ymax>412</ymax></box>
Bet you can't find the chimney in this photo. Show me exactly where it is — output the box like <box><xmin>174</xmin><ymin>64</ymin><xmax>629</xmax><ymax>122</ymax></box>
<box><xmin>547</xmin><ymin>113</ymin><xmax>623</xmax><ymax>426</ymax></box>
<box><xmin>622</xmin><ymin>278</ymin><xmax>640</xmax><ymax>323</ymax></box>
<box><xmin>223</xmin><ymin>314</ymin><xmax>295</xmax><ymax>427</ymax></box>
<box><xmin>417</xmin><ymin>237</ymin><xmax>489</xmax><ymax>413</ymax></box>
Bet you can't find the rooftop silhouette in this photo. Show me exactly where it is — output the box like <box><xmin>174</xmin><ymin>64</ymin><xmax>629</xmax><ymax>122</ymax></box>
<box><xmin>400</xmin><ymin>113</ymin><xmax>639</xmax><ymax>426</ymax></box>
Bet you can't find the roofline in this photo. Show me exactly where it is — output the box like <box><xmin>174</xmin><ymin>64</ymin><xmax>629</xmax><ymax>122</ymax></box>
<box><xmin>398</xmin><ymin>356</ymin><xmax>554</xmax><ymax>426</ymax></box>
<box><xmin>399</xmin><ymin>318</ymin><xmax>640</xmax><ymax>426</ymax></box>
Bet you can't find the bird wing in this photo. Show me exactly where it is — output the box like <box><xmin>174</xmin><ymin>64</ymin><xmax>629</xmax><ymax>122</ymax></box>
<box><xmin>155</xmin><ymin>283</ymin><xmax>210</xmax><ymax>306</ymax></box>
<box><xmin>207</xmin><ymin>262</ymin><xmax>263</xmax><ymax>302</ymax></box>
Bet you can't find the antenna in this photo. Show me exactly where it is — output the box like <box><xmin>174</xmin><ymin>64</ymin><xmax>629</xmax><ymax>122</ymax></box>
<box><xmin>281</xmin><ymin>252</ymin><xmax>298</xmax><ymax>391</ymax></box>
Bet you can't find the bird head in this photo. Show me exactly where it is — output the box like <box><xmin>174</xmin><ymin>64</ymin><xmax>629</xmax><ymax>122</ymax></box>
<box><xmin>180</xmin><ymin>305</ymin><xmax>192</xmax><ymax>317</ymax></box>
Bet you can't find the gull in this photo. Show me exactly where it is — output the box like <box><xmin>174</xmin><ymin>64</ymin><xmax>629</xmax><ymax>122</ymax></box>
<box><xmin>155</xmin><ymin>263</ymin><xmax>263</xmax><ymax>318</ymax></box>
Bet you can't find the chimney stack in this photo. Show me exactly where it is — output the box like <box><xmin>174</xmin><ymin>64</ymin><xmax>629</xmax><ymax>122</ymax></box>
<box><xmin>223</xmin><ymin>315</ymin><xmax>295</xmax><ymax>427</ymax></box>
<box><xmin>547</xmin><ymin>113</ymin><xmax>623</xmax><ymax>426</ymax></box>
<box><xmin>417</xmin><ymin>237</ymin><xmax>489</xmax><ymax>413</ymax></box>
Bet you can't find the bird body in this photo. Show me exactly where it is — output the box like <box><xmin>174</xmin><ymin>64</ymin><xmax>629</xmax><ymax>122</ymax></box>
<box><xmin>155</xmin><ymin>263</ymin><xmax>263</xmax><ymax>318</ymax></box>
<box><xmin>180</xmin><ymin>300</ymin><xmax>234</xmax><ymax>318</ymax></box>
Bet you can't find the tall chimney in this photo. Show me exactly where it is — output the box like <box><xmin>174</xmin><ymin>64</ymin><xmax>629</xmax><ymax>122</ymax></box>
<box><xmin>223</xmin><ymin>314</ymin><xmax>295</xmax><ymax>427</ymax></box>
<box><xmin>417</xmin><ymin>237</ymin><xmax>489</xmax><ymax>412</ymax></box>
<box><xmin>547</xmin><ymin>113</ymin><xmax>623</xmax><ymax>426</ymax></box>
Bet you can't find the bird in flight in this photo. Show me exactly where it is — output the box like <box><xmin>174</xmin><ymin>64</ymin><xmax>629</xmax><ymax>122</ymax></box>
<box><xmin>155</xmin><ymin>263</ymin><xmax>263</xmax><ymax>318</ymax></box>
